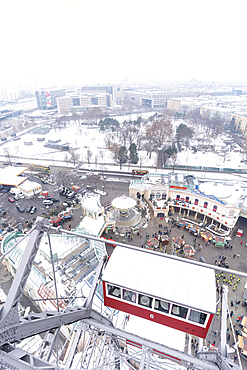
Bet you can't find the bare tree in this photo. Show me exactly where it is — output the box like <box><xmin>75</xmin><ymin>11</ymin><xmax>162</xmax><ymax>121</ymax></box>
<box><xmin>94</xmin><ymin>154</ymin><xmax>98</xmax><ymax>168</ymax></box>
<box><xmin>99</xmin><ymin>150</ymin><xmax>104</xmax><ymax>161</ymax></box>
<box><xmin>70</xmin><ymin>150</ymin><xmax>80</xmax><ymax>166</ymax></box>
<box><xmin>64</xmin><ymin>152</ymin><xmax>69</xmax><ymax>165</ymax></box>
<box><xmin>4</xmin><ymin>147</ymin><xmax>12</xmax><ymax>165</ymax></box>
<box><xmin>56</xmin><ymin>170</ymin><xmax>73</xmax><ymax>189</ymax></box>
<box><xmin>170</xmin><ymin>152</ymin><xmax>179</xmax><ymax>172</ymax></box>
<box><xmin>86</xmin><ymin>149</ymin><xmax>92</xmax><ymax>165</ymax></box>
<box><xmin>145</xmin><ymin>118</ymin><xmax>173</xmax><ymax>148</ymax></box>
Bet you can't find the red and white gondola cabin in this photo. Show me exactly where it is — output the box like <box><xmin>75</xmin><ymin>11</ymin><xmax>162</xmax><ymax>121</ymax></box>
<box><xmin>102</xmin><ymin>247</ymin><xmax>216</xmax><ymax>339</ymax></box>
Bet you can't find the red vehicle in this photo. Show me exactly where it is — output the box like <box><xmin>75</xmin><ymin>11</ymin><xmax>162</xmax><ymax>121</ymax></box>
<box><xmin>237</xmin><ymin>229</ymin><xmax>243</xmax><ymax>238</ymax></box>
<box><xmin>103</xmin><ymin>237</ymin><xmax>116</xmax><ymax>248</ymax></box>
<box><xmin>8</xmin><ymin>197</ymin><xmax>15</xmax><ymax>203</ymax></box>
<box><xmin>102</xmin><ymin>247</ymin><xmax>216</xmax><ymax>339</ymax></box>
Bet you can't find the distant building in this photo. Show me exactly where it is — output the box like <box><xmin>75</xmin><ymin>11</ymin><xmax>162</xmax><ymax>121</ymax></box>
<box><xmin>167</xmin><ymin>99</ymin><xmax>180</xmax><ymax>111</ymax></box>
<box><xmin>79</xmin><ymin>85</ymin><xmax>124</xmax><ymax>105</ymax></box>
<box><xmin>35</xmin><ymin>89</ymin><xmax>65</xmax><ymax>110</ymax></box>
<box><xmin>56</xmin><ymin>84</ymin><xmax>124</xmax><ymax>114</ymax></box>
<box><xmin>232</xmin><ymin>88</ymin><xmax>242</xmax><ymax>96</ymax></box>
<box><xmin>230</xmin><ymin>113</ymin><xmax>247</xmax><ymax>136</ymax></box>
<box><xmin>57</xmin><ymin>94</ymin><xmax>108</xmax><ymax>114</ymax></box>
<box><xmin>124</xmin><ymin>90</ymin><xmax>196</xmax><ymax>109</ymax></box>
<box><xmin>0</xmin><ymin>88</ymin><xmax>20</xmax><ymax>101</ymax></box>
<box><xmin>200</xmin><ymin>105</ymin><xmax>233</xmax><ymax>121</ymax></box>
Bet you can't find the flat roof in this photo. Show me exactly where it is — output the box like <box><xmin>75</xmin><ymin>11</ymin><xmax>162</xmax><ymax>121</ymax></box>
<box><xmin>0</xmin><ymin>167</ymin><xmax>28</xmax><ymax>186</ymax></box>
<box><xmin>102</xmin><ymin>247</ymin><xmax>216</xmax><ymax>313</ymax></box>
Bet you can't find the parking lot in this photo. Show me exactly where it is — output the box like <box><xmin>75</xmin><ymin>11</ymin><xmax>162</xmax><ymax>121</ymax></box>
<box><xmin>0</xmin><ymin>173</ymin><xmax>80</xmax><ymax>230</ymax></box>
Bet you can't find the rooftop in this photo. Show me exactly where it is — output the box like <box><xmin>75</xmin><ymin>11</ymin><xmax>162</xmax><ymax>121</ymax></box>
<box><xmin>102</xmin><ymin>247</ymin><xmax>216</xmax><ymax>313</ymax></box>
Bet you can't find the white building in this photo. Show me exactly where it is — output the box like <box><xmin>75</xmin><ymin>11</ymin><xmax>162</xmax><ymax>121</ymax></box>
<box><xmin>129</xmin><ymin>172</ymin><xmax>244</xmax><ymax>235</ymax></box>
<box><xmin>0</xmin><ymin>167</ymin><xmax>42</xmax><ymax>198</ymax></box>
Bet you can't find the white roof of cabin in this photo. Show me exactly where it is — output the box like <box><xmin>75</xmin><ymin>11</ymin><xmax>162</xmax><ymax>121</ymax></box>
<box><xmin>102</xmin><ymin>247</ymin><xmax>216</xmax><ymax>313</ymax></box>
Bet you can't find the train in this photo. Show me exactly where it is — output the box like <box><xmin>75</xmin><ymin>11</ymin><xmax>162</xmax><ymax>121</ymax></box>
<box><xmin>131</xmin><ymin>169</ymin><xmax>149</xmax><ymax>176</ymax></box>
<box><xmin>32</xmin><ymin>164</ymin><xmax>51</xmax><ymax>172</ymax></box>
<box><xmin>102</xmin><ymin>247</ymin><xmax>216</xmax><ymax>339</ymax></box>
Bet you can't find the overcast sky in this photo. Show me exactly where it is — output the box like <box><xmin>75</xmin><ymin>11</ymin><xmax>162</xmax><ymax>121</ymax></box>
<box><xmin>1</xmin><ymin>0</ymin><xmax>246</xmax><ymax>89</ymax></box>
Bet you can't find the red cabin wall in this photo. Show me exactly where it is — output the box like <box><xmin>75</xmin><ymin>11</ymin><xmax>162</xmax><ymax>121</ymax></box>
<box><xmin>103</xmin><ymin>282</ymin><xmax>213</xmax><ymax>339</ymax></box>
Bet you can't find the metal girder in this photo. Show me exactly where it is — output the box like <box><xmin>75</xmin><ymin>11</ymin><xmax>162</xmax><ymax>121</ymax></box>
<box><xmin>196</xmin><ymin>352</ymin><xmax>240</xmax><ymax>370</ymax></box>
<box><xmin>0</xmin><ymin>217</ymin><xmax>47</xmax><ymax>329</ymax></box>
<box><xmin>0</xmin><ymin>217</ymin><xmax>242</xmax><ymax>370</ymax></box>
<box><xmin>63</xmin><ymin>256</ymin><xmax>108</xmax><ymax>368</ymax></box>
<box><xmin>221</xmin><ymin>286</ymin><xmax>228</xmax><ymax>358</ymax></box>
<box><xmin>83</xmin><ymin>256</ymin><xmax>107</xmax><ymax>309</ymax></box>
<box><xmin>83</xmin><ymin>317</ymin><xmax>222</xmax><ymax>370</ymax></box>
<box><xmin>0</xmin><ymin>307</ymin><xmax>112</xmax><ymax>346</ymax></box>
<box><xmin>0</xmin><ymin>343</ymin><xmax>63</xmax><ymax>370</ymax></box>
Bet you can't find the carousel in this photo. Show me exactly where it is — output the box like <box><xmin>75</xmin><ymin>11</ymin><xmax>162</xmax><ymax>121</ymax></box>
<box><xmin>111</xmin><ymin>195</ymin><xmax>141</xmax><ymax>228</ymax></box>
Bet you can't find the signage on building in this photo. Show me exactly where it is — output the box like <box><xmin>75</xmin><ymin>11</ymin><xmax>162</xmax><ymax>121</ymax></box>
<box><xmin>169</xmin><ymin>185</ymin><xmax>187</xmax><ymax>190</ymax></box>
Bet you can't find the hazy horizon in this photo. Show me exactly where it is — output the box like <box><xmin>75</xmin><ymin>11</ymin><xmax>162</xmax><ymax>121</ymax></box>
<box><xmin>1</xmin><ymin>0</ymin><xmax>247</xmax><ymax>89</ymax></box>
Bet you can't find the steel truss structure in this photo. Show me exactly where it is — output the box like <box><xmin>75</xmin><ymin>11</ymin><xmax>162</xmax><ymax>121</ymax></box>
<box><xmin>0</xmin><ymin>217</ymin><xmax>243</xmax><ymax>370</ymax></box>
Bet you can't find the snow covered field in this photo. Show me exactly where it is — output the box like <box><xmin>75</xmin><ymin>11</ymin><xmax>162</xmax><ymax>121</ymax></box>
<box><xmin>0</xmin><ymin>113</ymin><xmax>245</xmax><ymax>174</ymax></box>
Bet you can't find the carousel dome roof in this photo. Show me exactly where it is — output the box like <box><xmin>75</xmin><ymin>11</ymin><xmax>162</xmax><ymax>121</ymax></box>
<box><xmin>111</xmin><ymin>195</ymin><xmax>136</xmax><ymax>210</ymax></box>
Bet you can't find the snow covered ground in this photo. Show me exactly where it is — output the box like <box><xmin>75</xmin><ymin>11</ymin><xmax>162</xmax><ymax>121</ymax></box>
<box><xmin>0</xmin><ymin>113</ymin><xmax>245</xmax><ymax>175</ymax></box>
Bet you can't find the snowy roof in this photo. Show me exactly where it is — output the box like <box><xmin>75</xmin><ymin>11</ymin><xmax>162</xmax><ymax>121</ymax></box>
<box><xmin>198</xmin><ymin>181</ymin><xmax>246</xmax><ymax>207</ymax></box>
<box><xmin>0</xmin><ymin>167</ymin><xmax>27</xmax><ymax>186</ymax></box>
<box><xmin>81</xmin><ymin>193</ymin><xmax>103</xmax><ymax>213</ymax></box>
<box><xmin>111</xmin><ymin>195</ymin><xmax>136</xmax><ymax>210</ymax></box>
<box><xmin>102</xmin><ymin>247</ymin><xmax>216</xmax><ymax>313</ymax></box>
<box><xmin>18</xmin><ymin>179</ymin><xmax>42</xmax><ymax>192</ymax></box>
<box><xmin>76</xmin><ymin>216</ymin><xmax>105</xmax><ymax>237</ymax></box>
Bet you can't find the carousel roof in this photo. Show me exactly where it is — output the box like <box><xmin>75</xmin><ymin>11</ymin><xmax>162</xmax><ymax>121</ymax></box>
<box><xmin>111</xmin><ymin>195</ymin><xmax>136</xmax><ymax>210</ymax></box>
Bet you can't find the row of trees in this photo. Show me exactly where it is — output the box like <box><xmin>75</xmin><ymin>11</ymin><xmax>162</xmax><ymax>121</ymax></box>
<box><xmin>107</xmin><ymin>143</ymin><xmax>139</xmax><ymax>169</ymax></box>
<box><xmin>104</xmin><ymin>113</ymin><xmax>195</xmax><ymax>168</ymax></box>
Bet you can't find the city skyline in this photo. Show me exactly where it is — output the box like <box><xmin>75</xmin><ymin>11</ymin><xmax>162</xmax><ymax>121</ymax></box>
<box><xmin>1</xmin><ymin>0</ymin><xmax>247</xmax><ymax>89</ymax></box>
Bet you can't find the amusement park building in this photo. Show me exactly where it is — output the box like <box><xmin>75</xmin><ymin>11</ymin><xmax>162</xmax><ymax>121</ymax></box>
<box><xmin>129</xmin><ymin>173</ymin><xmax>244</xmax><ymax>235</ymax></box>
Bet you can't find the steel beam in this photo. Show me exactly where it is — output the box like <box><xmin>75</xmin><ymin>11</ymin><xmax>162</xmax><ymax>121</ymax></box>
<box><xmin>0</xmin><ymin>307</ymin><xmax>112</xmax><ymax>346</ymax></box>
<box><xmin>0</xmin><ymin>217</ymin><xmax>47</xmax><ymax>329</ymax></box>
<box><xmin>83</xmin><ymin>318</ymin><xmax>221</xmax><ymax>370</ymax></box>
<box><xmin>0</xmin><ymin>343</ymin><xmax>63</xmax><ymax>370</ymax></box>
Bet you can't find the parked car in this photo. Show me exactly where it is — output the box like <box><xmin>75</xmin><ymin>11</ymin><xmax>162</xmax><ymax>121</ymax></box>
<box><xmin>66</xmin><ymin>191</ymin><xmax>76</xmax><ymax>199</ymax></box>
<box><xmin>30</xmin><ymin>206</ymin><xmax>37</xmax><ymax>214</ymax></box>
<box><xmin>8</xmin><ymin>197</ymin><xmax>15</xmax><ymax>203</ymax></box>
<box><xmin>52</xmin><ymin>198</ymin><xmax>59</xmax><ymax>202</ymax></box>
<box><xmin>46</xmin><ymin>196</ymin><xmax>54</xmax><ymax>200</ymax></box>
<box><xmin>0</xmin><ymin>208</ymin><xmax>6</xmax><ymax>217</ymax></box>
<box><xmin>16</xmin><ymin>204</ymin><xmax>25</xmax><ymax>213</ymax></box>
<box><xmin>26</xmin><ymin>205</ymin><xmax>32</xmax><ymax>213</ymax></box>
<box><xmin>18</xmin><ymin>193</ymin><xmax>24</xmax><ymax>199</ymax></box>
<box><xmin>59</xmin><ymin>189</ymin><xmax>68</xmax><ymax>196</ymax></box>
<box><xmin>43</xmin><ymin>200</ymin><xmax>53</xmax><ymax>206</ymax></box>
